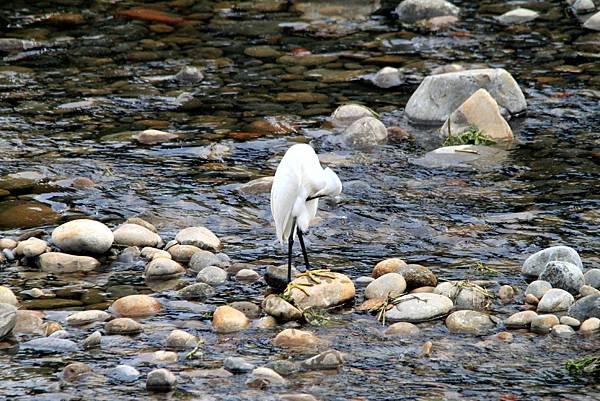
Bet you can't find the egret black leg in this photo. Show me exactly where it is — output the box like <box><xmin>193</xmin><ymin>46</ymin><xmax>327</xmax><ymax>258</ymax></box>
<box><xmin>287</xmin><ymin>219</ymin><xmax>296</xmax><ymax>284</ymax></box>
<box><xmin>297</xmin><ymin>227</ymin><xmax>311</xmax><ymax>270</ymax></box>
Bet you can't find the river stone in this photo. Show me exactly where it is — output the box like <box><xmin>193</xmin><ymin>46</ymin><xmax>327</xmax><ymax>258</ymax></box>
<box><xmin>264</xmin><ymin>265</ymin><xmax>300</xmax><ymax>291</ymax></box>
<box><xmin>573</xmin><ymin>0</ymin><xmax>595</xmax><ymax>13</ymax></box>
<box><xmin>498</xmin><ymin>285</ymin><xmax>515</xmax><ymax>303</ymax></box>
<box><xmin>236</xmin><ymin>268</ymin><xmax>260</xmax><ymax>281</ymax></box>
<box><xmin>355</xmin><ymin>276</ymin><xmax>375</xmax><ymax>287</ymax></box>
<box><xmin>15</xmin><ymin>237</ymin><xmax>48</xmax><ymax>257</ymax></box>
<box><xmin>434</xmin><ymin>282</ymin><xmax>488</xmax><ymax>310</ymax></box>
<box><xmin>61</xmin><ymin>362</ymin><xmax>92</xmax><ymax>382</ymax></box>
<box><xmin>372</xmin><ymin>258</ymin><xmax>407</xmax><ymax>278</ymax></box>
<box><xmin>405</xmin><ymin>68</ymin><xmax>526</xmax><ymax>123</ymax></box>
<box><xmin>21</xmin><ymin>337</ymin><xmax>79</xmax><ymax>353</ymax></box>
<box><xmin>551</xmin><ymin>324</ymin><xmax>575</xmax><ymax>338</ymax></box>
<box><xmin>113</xmin><ymin>223</ymin><xmax>162</xmax><ymax>248</ymax></box>
<box><xmin>105</xmin><ymin>317</ymin><xmax>142</xmax><ymax>335</ymax></box>
<box><xmin>175</xmin><ymin>226</ymin><xmax>221</xmax><ymax>251</ymax></box>
<box><xmin>537</xmin><ymin>289</ymin><xmax>574</xmax><ymax>313</ymax></box>
<box><xmin>0</xmin><ymin>238</ymin><xmax>17</xmax><ymax>249</ymax></box>
<box><xmin>165</xmin><ymin>329</ymin><xmax>197</xmax><ymax>349</ymax></box>
<box><xmin>110</xmin><ymin>294</ymin><xmax>162</xmax><ymax>317</ymax></box>
<box><xmin>301</xmin><ymin>350</ymin><xmax>344</xmax><ymax>370</ymax></box>
<box><xmin>254</xmin><ymin>315</ymin><xmax>277</xmax><ymax>329</ymax></box>
<box><xmin>262</xmin><ymin>294</ymin><xmax>302</xmax><ymax>322</ymax></box>
<box><xmin>189</xmin><ymin>250</ymin><xmax>225</xmax><ymax>272</ymax></box>
<box><xmin>0</xmin><ymin>303</ymin><xmax>17</xmax><ymax>339</ymax></box>
<box><xmin>495</xmin><ymin>8</ymin><xmax>539</xmax><ymax>25</ymax></box>
<box><xmin>567</xmin><ymin>295</ymin><xmax>600</xmax><ymax>321</ymax></box>
<box><xmin>66</xmin><ymin>310</ymin><xmax>110</xmax><ymax>326</ymax></box>
<box><xmin>51</xmin><ymin>219</ymin><xmax>114</xmax><ymax>254</ymax></box>
<box><xmin>43</xmin><ymin>321</ymin><xmax>63</xmax><ymax>336</ymax></box>
<box><xmin>167</xmin><ymin>244</ymin><xmax>201</xmax><ymax>263</ymax></box>
<box><xmin>0</xmin><ymin>286</ymin><xmax>17</xmax><ymax>306</ymax></box>
<box><xmin>384</xmin><ymin>321</ymin><xmax>421</xmax><ymax>337</ymax></box>
<box><xmin>330</xmin><ymin>104</ymin><xmax>376</xmax><ymax>128</ymax></box>
<box><xmin>398</xmin><ymin>264</ymin><xmax>437</xmax><ymax>289</ymax></box>
<box><xmin>143</xmin><ymin>248</ymin><xmax>172</xmax><ymax>260</ymax></box>
<box><xmin>581</xmin><ymin>285</ymin><xmax>600</xmax><ymax>297</ymax></box>
<box><xmin>539</xmin><ymin>261</ymin><xmax>584</xmax><ymax>295</ymax></box>
<box><xmin>394</xmin><ymin>0</ymin><xmax>459</xmax><ymax>23</ymax></box>
<box><xmin>372</xmin><ymin>67</ymin><xmax>402</xmax><ymax>88</ymax></box>
<box><xmin>580</xmin><ymin>317</ymin><xmax>600</xmax><ymax>333</ymax></box>
<box><xmin>237</xmin><ymin>176</ymin><xmax>274</xmax><ymax>194</ymax></box>
<box><xmin>584</xmin><ymin>269</ymin><xmax>600</xmax><ymax>289</ymax></box>
<box><xmin>522</xmin><ymin>246</ymin><xmax>582</xmax><ymax>279</ymax></box>
<box><xmin>288</xmin><ymin>272</ymin><xmax>355</xmax><ymax>310</ymax></box>
<box><xmin>411</xmin><ymin>145</ymin><xmax>508</xmax><ymax>170</ymax></box>
<box><xmin>280</xmin><ymin>395</ymin><xmax>318</xmax><ymax>401</ymax></box>
<box><xmin>145</xmin><ymin>258</ymin><xmax>185</xmax><ymax>280</ymax></box>
<box><xmin>250</xmin><ymin>367</ymin><xmax>287</xmax><ymax>386</ymax></box>
<box><xmin>341</xmin><ymin>116</ymin><xmax>387</xmax><ymax>148</ymax></box>
<box><xmin>108</xmin><ymin>364</ymin><xmax>140</xmax><ymax>382</ymax></box>
<box><xmin>385</xmin><ymin>293</ymin><xmax>453</xmax><ymax>322</ymax></box>
<box><xmin>39</xmin><ymin>252</ymin><xmax>100</xmax><ymax>273</ymax></box>
<box><xmin>177</xmin><ymin>283</ymin><xmax>214</xmax><ymax>300</ymax></box>
<box><xmin>530</xmin><ymin>314</ymin><xmax>559</xmax><ymax>334</ymax></box>
<box><xmin>224</xmin><ymin>357</ymin><xmax>255</xmax><ymax>373</ymax></box>
<box><xmin>146</xmin><ymin>368</ymin><xmax>176</xmax><ymax>392</ymax></box>
<box><xmin>229</xmin><ymin>301</ymin><xmax>261</xmax><ymax>319</ymax></box>
<box><xmin>82</xmin><ymin>330</ymin><xmax>101</xmax><ymax>349</ymax></box>
<box><xmin>560</xmin><ymin>316</ymin><xmax>580</xmax><ymax>328</ymax></box>
<box><xmin>440</xmin><ymin>89</ymin><xmax>513</xmax><ymax>142</ymax></box>
<box><xmin>196</xmin><ymin>265</ymin><xmax>228</xmax><ymax>285</ymax></box>
<box><xmin>273</xmin><ymin>328</ymin><xmax>317</xmax><ymax>348</ymax></box>
<box><xmin>364</xmin><ymin>273</ymin><xmax>406</xmax><ymax>299</ymax></box>
<box><xmin>505</xmin><ymin>310</ymin><xmax>538</xmax><ymax>329</ymax></box>
<box><xmin>212</xmin><ymin>305</ymin><xmax>249</xmax><ymax>333</ymax></box>
<box><xmin>525</xmin><ymin>280</ymin><xmax>552</xmax><ymax>299</ymax></box>
<box><xmin>446</xmin><ymin>310</ymin><xmax>498</xmax><ymax>334</ymax></box>
<box><xmin>124</xmin><ymin>217</ymin><xmax>157</xmax><ymax>232</ymax></box>
<box><xmin>13</xmin><ymin>310</ymin><xmax>44</xmax><ymax>335</ymax></box>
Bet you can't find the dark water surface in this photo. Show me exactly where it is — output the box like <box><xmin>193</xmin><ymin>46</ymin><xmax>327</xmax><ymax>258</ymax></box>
<box><xmin>0</xmin><ymin>0</ymin><xmax>599</xmax><ymax>400</ymax></box>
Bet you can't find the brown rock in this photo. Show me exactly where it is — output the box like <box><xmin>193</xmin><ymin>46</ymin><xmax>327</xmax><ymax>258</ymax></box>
<box><xmin>110</xmin><ymin>294</ymin><xmax>162</xmax><ymax>317</ymax></box>
<box><xmin>372</xmin><ymin>258</ymin><xmax>407</xmax><ymax>278</ymax></box>
<box><xmin>288</xmin><ymin>272</ymin><xmax>355</xmax><ymax>310</ymax></box>
<box><xmin>272</xmin><ymin>328</ymin><xmax>318</xmax><ymax>348</ymax></box>
<box><xmin>212</xmin><ymin>305</ymin><xmax>249</xmax><ymax>333</ymax></box>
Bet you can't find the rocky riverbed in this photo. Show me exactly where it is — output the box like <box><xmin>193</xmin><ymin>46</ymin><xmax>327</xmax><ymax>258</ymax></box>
<box><xmin>0</xmin><ymin>0</ymin><xmax>599</xmax><ymax>400</ymax></box>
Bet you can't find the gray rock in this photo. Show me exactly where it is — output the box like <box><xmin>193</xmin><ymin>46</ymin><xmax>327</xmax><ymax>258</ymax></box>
<box><xmin>267</xmin><ymin>360</ymin><xmax>299</xmax><ymax>376</ymax></box>
<box><xmin>237</xmin><ymin>176</ymin><xmax>274</xmax><ymax>194</ymax></box>
<box><xmin>189</xmin><ymin>250</ymin><xmax>226</xmax><ymax>272</ymax></box>
<box><xmin>107</xmin><ymin>364</ymin><xmax>140</xmax><ymax>382</ymax></box>
<box><xmin>249</xmin><ymin>367</ymin><xmax>287</xmax><ymax>386</ymax></box>
<box><xmin>583</xmin><ymin>10</ymin><xmax>600</xmax><ymax>31</ymax></box>
<box><xmin>395</xmin><ymin>0</ymin><xmax>459</xmax><ymax>23</ymax></box>
<box><xmin>341</xmin><ymin>116</ymin><xmax>387</xmax><ymax>148</ymax></box>
<box><xmin>505</xmin><ymin>310</ymin><xmax>537</xmax><ymax>329</ymax></box>
<box><xmin>551</xmin><ymin>324</ymin><xmax>575</xmax><ymax>338</ymax></box>
<box><xmin>117</xmin><ymin>246</ymin><xmax>141</xmax><ymax>263</ymax></box>
<box><xmin>398</xmin><ymin>264</ymin><xmax>437</xmax><ymax>289</ymax></box>
<box><xmin>530</xmin><ymin>314</ymin><xmax>559</xmax><ymax>334</ymax></box>
<box><xmin>223</xmin><ymin>357</ymin><xmax>255</xmax><ymax>373</ymax></box>
<box><xmin>573</xmin><ymin>0</ymin><xmax>595</xmax><ymax>13</ymax></box>
<box><xmin>584</xmin><ymin>269</ymin><xmax>600</xmax><ymax>289</ymax></box>
<box><xmin>165</xmin><ymin>329</ymin><xmax>197</xmax><ymax>349</ymax></box>
<box><xmin>371</xmin><ymin>67</ymin><xmax>402</xmax><ymax>88</ymax></box>
<box><xmin>385</xmin><ymin>293</ymin><xmax>453</xmax><ymax>322</ymax></box>
<box><xmin>265</xmin><ymin>265</ymin><xmax>300</xmax><ymax>292</ymax></box>
<box><xmin>434</xmin><ymin>282</ymin><xmax>488</xmax><ymax>310</ymax></box>
<box><xmin>66</xmin><ymin>310</ymin><xmax>110</xmax><ymax>326</ymax></box>
<box><xmin>146</xmin><ymin>368</ymin><xmax>177</xmax><ymax>392</ymax></box>
<box><xmin>495</xmin><ymin>8</ymin><xmax>539</xmax><ymax>25</ymax></box>
<box><xmin>498</xmin><ymin>285</ymin><xmax>515</xmax><ymax>303</ymax></box>
<box><xmin>330</xmin><ymin>104</ymin><xmax>375</xmax><ymax>128</ymax></box>
<box><xmin>412</xmin><ymin>145</ymin><xmax>508</xmax><ymax>171</ymax></box>
<box><xmin>175</xmin><ymin>226</ymin><xmax>221</xmax><ymax>251</ymax></box>
<box><xmin>145</xmin><ymin>258</ymin><xmax>185</xmax><ymax>280</ymax></box>
<box><xmin>51</xmin><ymin>219</ymin><xmax>113</xmax><ymax>254</ymax></box>
<box><xmin>445</xmin><ymin>310</ymin><xmax>498</xmax><ymax>334</ymax></box>
<box><xmin>539</xmin><ymin>261</ymin><xmax>584</xmax><ymax>295</ymax></box>
<box><xmin>537</xmin><ymin>289</ymin><xmax>574</xmax><ymax>313</ymax></box>
<box><xmin>522</xmin><ymin>246</ymin><xmax>582</xmax><ymax>279</ymax></box>
<box><xmin>49</xmin><ymin>330</ymin><xmax>70</xmax><ymax>339</ymax></box>
<box><xmin>0</xmin><ymin>303</ymin><xmax>17</xmax><ymax>339</ymax></box>
<box><xmin>196</xmin><ymin>265</ymin><xmax>228</xmax><ymax>285</ymax></box>
<box><xmin>173</xmin><ymin>66</ymin><xmax>204</xmax><ymax>83</ymax></box>
<box><xmin>364</xmin><ymin>272</ymin><xmax>406</xmax><ymax>299</ymax></box>
<box><xmin>81</xmin><ymin>330</ymin><xmax>101</xmax><ymax>349</ymax></box>
<box><xmin>113</xmin><ymin>223</ymin><xmax>162</xmax><ymax>248</ymax></box>
<box><xmin>405</xmin><ymin>68</ymin><xmax>526</xmax><ymax>123</ymax></box>
<box><xmin>567</xmin><ymin>295</ymin><xmax>600</xmax><ymax>321</ymax></box>
<box><xmin>525</xmin><ymin>280</ymin><xmax>552</xmax><ymax>299</ymax></box>
<box><xmin>177</xmin><ymin>283</ymin><xmax>214</xmax><ymax>300</ymax></box>
<box><xmin>262</xmin><ymin>294</ymin><xmax>302</xmax><ymax>322</ymax></box>
<box><xmin>20</xmin><ymin>337</ymin><xmax>79</xmax><ymax>353</ymax></box>
<box><xmin>39</xmin><ymin>252</ymin><xmax>100</xmax><ymax>273</ymax></box>
<box><xmin>235</xmin><ymin>268</ymin><xmax>260</xmax><ymax>281</ymax></box>
<box><xmin>301</xmin><ymin>350</ymin><xmax>344</xmax><ymax>370</ymax></box>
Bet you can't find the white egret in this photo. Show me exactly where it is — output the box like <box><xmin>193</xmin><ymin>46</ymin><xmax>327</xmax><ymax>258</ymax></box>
<box><xmin>270</xmin><ymin>143</ymin><xmax>342</xmax><ymax>286</ymax></box>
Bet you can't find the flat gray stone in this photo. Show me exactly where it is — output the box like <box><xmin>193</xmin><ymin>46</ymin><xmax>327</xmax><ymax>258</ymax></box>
<box><xmin>385</xmin><ymin>293</ymin><xmax>453</xmax><ymax>323</ymax></box>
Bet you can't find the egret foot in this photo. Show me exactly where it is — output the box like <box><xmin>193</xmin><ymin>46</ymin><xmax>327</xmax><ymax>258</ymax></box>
<box><xmin>283</xmin><ymin>281</ymin><xmax>312</xmax><ymax>297</ymax></box>
<box><xmin>297</xmin><ymin>269</ymin><xmax>336</xmax><ymax>284</ymax></box>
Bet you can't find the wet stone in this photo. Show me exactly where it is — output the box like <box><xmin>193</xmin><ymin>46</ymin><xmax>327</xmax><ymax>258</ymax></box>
<box><xmin>580</xmin><ymin>285</ymin><xmax>600</xmax><ymax>297</ymax></box>
<box><xmin>0</xmin><ymin>303</ymin><xmax>17</xmax><ymax>339</ymax></box>
<box><xmin>522</xmin><ymin>246</ymin><xmax>582</xmax><ymax>279</ymax></box>
<box><xmin>531</xmin><ymin>314</ymin><xmax>560</xmax><ymax>334</ymax></box>
<box><xmin>262</xmin><ymin>294</ymin><xmax>302</xmax><ymax>322</ymax></box>
<box><xmin>39</xmin><ymin>252</ymin><xmax>101</xmax><ymax>273</ymax></box>
<box><xmin>166</xmin><ymin>329</ymin><xmax>197</xmax><ymax>349</ymax></box>
<box><xmin>560</xmin><ymin>316</ymin><xmax>580</xmax><ymax>328</ymax></box>
<box><xmin>288</xmin><ymin>272</ymin><xmax>355</xmax><ymax>310</ymax></box>
<box><xmin>539</xmin><ymin>261</ymin><xmax>584</xmax><ymax>295</ymax></box>
<box><xmin>229</xmin><ymin>301</ymin><xmax>261</xmax><ymax>319</ymax></box>
<box><xmin>552</xmin><ymin>324</ymin><xmax>575</xmax><ymax>338</ymax></box>
<box><xmin>125</xmin><ymin>217</ymin><xmax>157</xmax><ymax>233</ymax></box>
<box><xmin>384</xmin><ymin>322</ymin><xmax>420</xmax><ymax>337</ymax></box>
<box><xmin>61</xmin><ymin>362</ymin><xmax>92</xmax><ymax>382</ymax></box>
<box><xmin>141</xmin><ymin>247</ymin><xmax>172</xmax><ymax>260</ymax></box>
<box><xmin>173</xmin><ymin>66</ymin><xmax>203</xmax><ymax>83</ymax></box>
<box><xmin>412</xmin><ymin>145</ymin><xmax>509</xmax><ymax>171</ymax></box>
<box><xmin>145</xmin><ymin>258</ymin><xmax>185</xmax><ymax>280</ymax></box>
<box><xmin>177</xmin><ymin>283</ymin><xmax>215</xmax><ymax>300</ymax></box>
<box><xmin>525</xmin><ymin>280</ymin><xmax>552</xmax><ymax>299</ymax></box>
<box><xmin>434</xmin><ymin>282</ymin><xmax>488</xmax><ymax>311</ymax></box>
<box><xmin>398</xmin><ymin>264</ymin><xmax>438</xmax><ymax>289</ymax></box>
<box><xmin>537</xmin><ymin>289</ymin><xmax>574</xmax><ymax>313</ymax></box>
<box><xmin>505</xmin><ymin>310</ymin><xmax>537</xmax><ymax>328</ymax></box>
<box><xmin>264</xmin><ymin>265</ymin><xmax>300</xmax><ymax>291</ymax></box>
<box><xmin>371</xmin><ymin>66</ymin><xmax>402</xmax><ymax>88</ymax></box>
<box><xmin>212</xmin><ymin>305</ymin><xmax>249</xmax><ymax>333</ymax></box>
<box><xmin>0</xmin><ymin>286</ymin><xmax>17</xmax><ymax>306</ymax></box>
<box><xmin>13</xmin><ymin>310</ymin><xmax>44</xmax><ymax>335</ymax></box>
<box><xmin>272</xmin><ymin>328</ymin><xmax>318</xmax><ymax>348</ymax></box>
<box><xmin>249</xmin><ymin>367</ymin><xmax>287</xmax><ymax>386</ymax></box>
<box><xmin>584</xmin><ymin>269</ymin><xmax>600</xmax><ymax>289</ymax></box>
<box><xmin>167</xmin><ymin>244</ymin><xmax>201</xmax><ymax>263</ymax></box>
<box><xmin>224</xmin><ymin>357</ymin><xmax>255</xmax><ymax>373</ymax></box>
<box><xmin>394</xmin><ymin>0</ymin><xmax>460</xmax><ymax>23</ymax></box>
<box><xmin>525</xmin><ymin>294</ymin><xmax>539</xmax><ymax>305</ymax></box>
<box><xmin>51</xmin><ymin>219</ymin><xmax>114</xmax><ymax>254</ymax></box>
<box><xmin>498</xmin><ymin>285</ymin><xmax>515</xmax><ymax>303</ymax></box>
<box><xmin>364</xmin><ymin>273</ymin><xmax>406</xmax><ymax>300</ymax></box>
<box><xmin>580</xmin><ymin>317</ymin><xmax>600</xmax><ymax>333</ymax></box>
<box><xmin>330</xmin><ymin>104</ymin><xmax>376</xmax><ymax>128</ymax></box>
<box><xmin>235</xmin><ymin>268</ymin><xmax>260</xmax><ymax>281</ymax></box>
<box><xmin>108</xmin><ymin>364</ymin><xmax>140</xmax><ymax>382</ymax></box>
<box><xmin>196</xmin><ymin>265</ymin><xmax>228</xmax><ymax>285</ymax></box>
<box><xmin>113</xmin><ymin>223</ymin><xmax>162</xmax><ymax>248</ymax></box>
<box><xmin>355</xmin><ymin>276</ymin><xmax>375</xmax><ymax>287</ymax></box>
<box><xmin>385</xmin><ymin>293</ymin><xmax>453</xmax><ymax>323</ymax></box>
<box><xmin>342</xmin><ymin>116</ymin><xmax>388</xmax><ymax>148</ymax></box>
<box><xmin>105</xmin><ymin>317</ymin><xmax>142</xmax><ymax>335</ymax></box>
<box><xmin>175</xmin><ymin>226</ymin><xmax>221</xmax><ymax>251</ymax></box>
<box><xmin>301</xmin><ymin>350</ymin><xmax>344</xmax><ymax>370</ymax></box>
<box><xmin>495</xmin><ymin>8</ymin><xmax>539</xmax><ymax>25</ymax></box>
<box><xmin>0</xmin><ymin>238</ymin><xmax>17</xmax><ymax>249</ymax></box>
<box><xmin>189</xmin><ymin>250</ymin><xmax>226</xmax><ymax>272</ymax></box>
<box><xmin>567</xmin><ymin>295</ymin><xmax>600</xmax><ymax>321</ymax></box>
<box><xmin>21</xmin><ymin>337</ymin><xmax>79</xmax><ymax>353</ymax></box>
<box><xmin>14</xmin><ymin>237</ymin><xmax>47</xmax><ymax>258</ymax></box>
<box><xmin>445</xmin><ymin>310</ymin><xmax>499</xmax><ymax>335</ymax></box>
<box><xmin>82</xmin><ymin>330</ymin><xmax>101</xmax><ymax>349</ymax></box>
<box><xmin>146</xmin><ymin>368</ymin><xmax>177</xmax><ymax>392</ymax></box>
<box><xmin>66</xmin><ymin>310</ymin><xmax>111</xmax><ymax>326</ymax></box>
<box><xmin>109</xmin><ymin>294</ymin><xmax>162</xmax><ymax>317</ymax></box>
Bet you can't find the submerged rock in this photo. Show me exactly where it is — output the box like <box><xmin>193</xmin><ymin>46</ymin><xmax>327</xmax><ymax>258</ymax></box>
<box><xmin>384</xmin><ymin>321</ymin><xmax>420</xmax><ymax>337</ymax></box>
<box><xmin>249</xmin><ymin>367</ymin><xmax>287</xmax><ymax>386</ymax></box>
<box><xmin>341</xmin><ymin>116</ymin><xmax>387</xmax><ymax>148</ymax></box>
<box><xmin>212</xmin><ymin>306</ymin><xmax>249</xmax><ymax>333</ymax></box>
<box><xmin>177</xmin><ymin>283</ymin><xmax>214</xmax><ymax>300</ymax></box>
<box><xmin>495</xmin><ymin>8</ymin><xmax>539</xmax><ymax>25</ymax></box>
<box><xmin>173</xmin><ymin>66</ymin><xmax>204</xmax><ymax>83</ymax></box>
<box><xmin>539</xmin><ymin>261</ymin><xmax>584</xmax><ymax>295</ymax></box>
<box><xmin>146</xmin><ymin>368</ymin><xmax>177</xmax><ymax>392</ymax></box>
<box><xmin>405</xmin><ymin>68</ymin><xmax>526</xmax><ymax>123</ymax></box>
<box><xmin>107</xmin><ymin>364</ymin><xmax>140</xmax><ymax>383</ymax></box>
<box><xmin>394</xmin><ymin>0</ymin><xmax>459</xmax><ymax>23</ymax></box>
<box><xmin>412</xmin><ymin>145</ymin><xmax>508</xmax><ymax>171</ymax></box>
<box><xmin>371</xmin><ymin>67</ymin><xmax>402</xmax><ymax>88</ymax></box>
<box><xmin>196</xmin><ymin>265</ymin><xmax>228</xmax><ymax>285</ymax></box>
<box><xmin>440</xmin><ymin>89</ymin><xmax>513</xmax><ymax>142</ymax></box>
<box><xmin>133</xmin><ymin>129</ymin><xmax>179</xmax><ymax>145</ymax></box>
<box><xmin>61</xmin><ymin>362</ymin><xmax>92</xmax><ymax>382</ymax></box>
<box><xmin>301</xmin><ymin>350</ymin><xmax>344</xmax><ymax>370</ymax></box>
<box><xmin>522</xmin><ymin>246</ymin><xmax>582</xmax><ymax>279</ymax></box>
<box><xmin>330</xmin><ymin>104</ymin><xmax>376</xmax><ymax>128</ymax></box>
<box><xmin>39</xmin><ymin>252</ymin><xmax>100</xmax><ymax>273</ymax></box>
<box><xmin>82</xmin><ymin>330</ymin><xmax>101</xmax><ymax>349</ymax></box>
<box><xmin>385</xmin><ymin>293</ymin><xmax>453</xmax><ymax>322</ymax></box>
<box><xmin>287</xmin><ymin>272</ymin><xmax>355</xmax><ymax>310</ymax></box>
<box><xmin>51</xmin><ymin>219</ymin><xmax>113</xmax><ymax>254</ymax></box>
<box><xmin>20</xmin><ymin>337</ymin><xmax>79</xmax><ymax>353</ymax></box>
<box><xmin>165</xmin><ymin>329</ymin><xmax>197</xmax><ymax>349</ymax></box>
<box><xmin>445</xmin><ymin>310</ymin><xmax>498</xmax><ymax>334</ymax></box>
<box><xmin>224</xmin><ymin>357</ymin><xmax>255</xmax><ymax>373</ymax></box>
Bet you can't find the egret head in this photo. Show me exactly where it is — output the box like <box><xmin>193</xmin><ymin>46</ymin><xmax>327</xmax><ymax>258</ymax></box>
<box><xmin>323</xmin><ymin>167</ymin><xmax>342</xmax><ymax>197</ymax></box>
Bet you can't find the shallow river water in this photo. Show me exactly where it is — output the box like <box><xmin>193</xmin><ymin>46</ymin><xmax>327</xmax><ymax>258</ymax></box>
<box><xmin>0</xmin><ymin>0</ymin><xmax>599</xmax><ymax>400</ymax></box>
